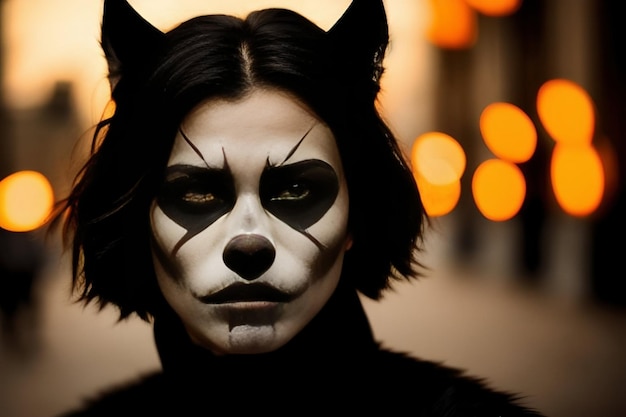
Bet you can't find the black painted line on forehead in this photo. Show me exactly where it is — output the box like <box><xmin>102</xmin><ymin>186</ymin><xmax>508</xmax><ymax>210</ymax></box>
<box><xmin>278</xmin><ymin>122</ymin><xmax>318</xmax><ymax>166</ymax></box>
<box><xmin>179</xmin><ymin>127</ymin><xmax>230</xmax><ymax>171</ymax></box>
<box><xmin>180</xmin><ymin>127</ymin><xmax>209</xmax><ymax>167</ymax></box>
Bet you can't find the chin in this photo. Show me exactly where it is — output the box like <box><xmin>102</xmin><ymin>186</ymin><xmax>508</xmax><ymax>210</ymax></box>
<box><xmin>222</xmin><ymin>323</ymin><xmax>289</xmax><ymax>355</ymax></box>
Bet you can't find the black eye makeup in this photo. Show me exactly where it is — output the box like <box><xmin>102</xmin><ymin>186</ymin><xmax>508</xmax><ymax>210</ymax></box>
<box><xmin>154</xmin><ymin>123</ymin><xmax>340</xmax><ymax>252</ymax></box>
<box><xmin>156</xmin><ymin>164</ymin><xmax>235</xmax><ymax>249</ymax></box>
<box><xmin>260</xmin><ymin>160</ymin><xmax>339</xmax><ymax>231</ymax></box>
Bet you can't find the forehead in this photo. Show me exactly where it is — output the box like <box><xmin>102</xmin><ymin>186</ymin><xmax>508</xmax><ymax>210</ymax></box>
<box><xmin>168</xmin><ymin>89</ymin><xmax>341</xmax><ymax>168</ymax></box>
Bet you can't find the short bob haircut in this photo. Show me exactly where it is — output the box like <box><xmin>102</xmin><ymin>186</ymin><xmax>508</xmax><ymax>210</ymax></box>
<box><xmin>55</xmin><ymin>0</ymin><xmax>427</xmax><ymax>321</ymax></box>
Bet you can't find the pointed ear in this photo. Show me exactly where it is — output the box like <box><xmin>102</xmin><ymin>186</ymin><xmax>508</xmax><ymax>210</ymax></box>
<box><xmin>101</xmin><ymin>0</ymin><xmax>165</xmax><ymax>90</ymax></box>
<box><xmin>327</xmin><ymin>0</ymin><xmax>389</xmax><ymax>85</ymax></box>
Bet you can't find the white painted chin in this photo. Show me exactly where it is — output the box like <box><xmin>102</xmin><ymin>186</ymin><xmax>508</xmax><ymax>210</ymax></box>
<box><xmin>228</xmin><ymin>324</ymin><xmax>277</xmax><ymax>354</ymax></box>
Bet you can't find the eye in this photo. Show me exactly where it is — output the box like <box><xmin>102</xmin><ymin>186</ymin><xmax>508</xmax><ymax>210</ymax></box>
<box><xmin>181</xmin><ymin>190</ymin><xmax>219</xmax><ymax>207</ymax></box>
<box><xmin>260</xmin><ymin>160</ymin><xmax>339</xmax><ymax>230</ymax></box>
<box><xmin>163</xmin><ymin>179</ymin><xmax>227</xmax><ymax>215</ymax></box>
<box><xmin>157</xmin><ymin>164</ymin><xmax>234</xmax><ymax>231</ymax></box>
<box><xmin>272</xmin><ymin>183</ymin><xmax>311</xmax><ymax>201</ymax></box>
<box><xmin>183</xmin><ymin>192</ymin><xmax>216</xmax><ymax>204</ymax></box>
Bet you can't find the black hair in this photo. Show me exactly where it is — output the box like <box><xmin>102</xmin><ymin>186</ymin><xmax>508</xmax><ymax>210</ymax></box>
<box><xmin>54</xmin><ymin>2</ymin><xmax>427</xmax><ymax>321</ymax></box>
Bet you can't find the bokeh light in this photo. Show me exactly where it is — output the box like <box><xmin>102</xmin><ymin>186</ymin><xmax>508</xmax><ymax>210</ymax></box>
<box><xmin>411</xmin><ymin>132</ymin><xmax>466</xmax><ymax>184</ymax></box>
<box><xmin>0</xmin><ymin>170</ymin><xmax>55</xmax><ymax>232</ymax></box>
<box><xmin>102</xmin><ymin>99</ymin><xmax>116</xmax><ymax>119</ymax></box>
<box><xmin>537</xmin><ymin>79</ymin><xmax>595</xmax><ymax>146</ymax></box>
<box><xmin>479</xmin><ymin>102</ymin><xmax>537</xmax><ymax>163</ymax></box>
<box><xmin>411</xmin><ymin>132</ymin><xmax>466</xmax><ymax>217</ymax></box>
<box><xmin>415</xmin><ymin>174</ymin><xmax>462</xmax><ymax>217</ymax></box>
<box><xmin>551</xmin><ymin>144</ymin><xmax>604</xmax><ymax>217</ymax></box>
<box><xmin>537</xmin><ymin>79</ymin><xmax>605</xmax><ymax>216</ymax></box>
<box><xmin>464</xmin><ymin>0</ymin><xmax>522</xmax><ymax>17</ymax></box>
<box><xmin>426</xmin><ymin>0</ymin><xmax>477</xmax><ymax>49</ymax></box>
<box><xmin>472</xmin><ymin>158</ymin><xmax>526</xmax><ymax>221</ymax></box>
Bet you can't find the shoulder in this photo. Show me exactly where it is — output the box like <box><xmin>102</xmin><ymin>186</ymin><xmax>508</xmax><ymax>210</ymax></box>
<box><xmin>363</xmin><ymin>347</ymin><xmax>546</xmax><ymax>416</ymax></box>
<box><xmin>53</xmin><ymin>371</ymin><xmax>173</xmax><ymax>417</ymax></box>
<box><xmin>53</xmin><ymin>349</ymin><xmax>546</xmax><ymax>417</ymax></box>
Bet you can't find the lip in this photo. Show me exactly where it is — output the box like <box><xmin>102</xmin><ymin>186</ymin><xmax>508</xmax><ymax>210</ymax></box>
<box><xmin>197</xmin><ymin>282</ymin><xmax>295</xmax><ymax>305</ymax></box>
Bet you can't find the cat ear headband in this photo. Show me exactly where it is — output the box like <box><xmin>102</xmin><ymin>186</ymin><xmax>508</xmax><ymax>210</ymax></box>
<box><xmin>101</xmin><ymin>0</ymin><xmax>389</xmax><ymax>91</ymax></box>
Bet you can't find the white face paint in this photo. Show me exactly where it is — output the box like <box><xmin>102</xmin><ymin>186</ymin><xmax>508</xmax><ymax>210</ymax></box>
<box><xmin>150</xmin><ymin>88</ymin><xmax>351</xmax><ymax>355</ymax></box>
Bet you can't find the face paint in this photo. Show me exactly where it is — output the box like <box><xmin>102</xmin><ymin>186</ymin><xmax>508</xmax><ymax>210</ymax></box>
<box><xmin>261</xmin><ymin>159</ymin><xmax>339</xmax><ymax>249</ymax></box>
<box><xmin>150</xmin><ymin>88</ymin><xmax>351</xmax><ymax>355</ymax></box>
<box><xmin>157</xmin><ymin>163</ymin><xmax>235</xmax><ymax>253</ymax></box>
<box><xmin>156</xmin><ymin>130</ymin><xmax>340</xmax><ymax>253</ymax></box>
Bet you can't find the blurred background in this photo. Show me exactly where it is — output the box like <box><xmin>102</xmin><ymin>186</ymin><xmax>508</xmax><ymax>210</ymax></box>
<box><xmin>0</xmin><ymin>0</ymin><xmax>624</xmax><ymax>416</ymax></box>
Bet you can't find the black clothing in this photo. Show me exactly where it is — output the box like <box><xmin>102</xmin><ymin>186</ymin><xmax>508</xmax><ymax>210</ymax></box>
<box><xmin>56</xmin><ymin>280</ymin><xmax>545</xmax><ymax>416</ymax></box>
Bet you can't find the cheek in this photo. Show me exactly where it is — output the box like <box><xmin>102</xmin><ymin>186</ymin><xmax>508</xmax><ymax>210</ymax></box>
<box><xmin>276</xmin><ymin>188</ymin><xmax>350</xmax><ymax>279</ymax></box>
<box><xmin>150</xmin><ymin>205</ymin><xmax>184</xmax><ymax>280</ymax></box>
<box><xmin>150</xmin><ymin>204</ymin><xmax>225</xmax><ymax>285</ymax></box>
<box><xmin>311</xmin><ymin>185</ymin><xmax>350</xmax><ymax>249</ymax></box>
<box><xmin>150</xmin><ymin>203</ymin><xmax>184</xmax><ymax>248</ymax></box>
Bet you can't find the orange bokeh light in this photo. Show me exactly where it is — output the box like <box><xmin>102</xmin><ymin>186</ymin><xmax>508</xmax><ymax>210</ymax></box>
<box><xmin>0</xmin><ymin>170</ymin><xmax>55</xmax><ymax>232</ymax></box>
<box><xmin>464</xmin><ymin>0</ymin><xmax>522</xmax><ymax>16</ymax></box>
<box><xmin>480</xmin><ymin>102</ymin><xmax>537</xmax><ymax>163</ymax></box>
<box><xmin>537</xmin><ymin>79</ymin><xmax>595</xmax><ymax>146</ymax></box>
<box><xmin>411</xmin><ymin>132</ymin><xmax>466</xmax><ymax>184</ymax></box>
<box><xmin>550</xmin><ymin>144</ymin><xmax>604</xmax><ymax>217</ymax></box>
<box><xmin>472</xmin><ymin>159</ymin><xmax>526</xmax><ymax>221</ymax></box>
<box><xmin>415</xmin><ymin>174</ymin><xmax>462</xmax><ymax>217</ymax></box>
<box><xmin>426</xmin><ymin>0</ymin><xmax>477</xmax><ymax>49</ymax></box>
<box><xmin>411</xmin><ymin>132</ymin><xmax>466</xmax><ymax>217</ymax></box>
<box><xmin>102</xmin><ymin>99</ymin><xmax>116</xmax><ymax>120</ymax></box>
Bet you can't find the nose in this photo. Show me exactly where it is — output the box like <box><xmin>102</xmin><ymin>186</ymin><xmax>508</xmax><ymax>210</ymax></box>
<box><xmin>222</xmin><ymin>234</ymin><xmax>276</xmax><ymax>280</ymax></box>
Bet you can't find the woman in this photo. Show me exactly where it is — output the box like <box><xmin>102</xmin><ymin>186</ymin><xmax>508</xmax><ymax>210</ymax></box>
<box><xmin>53</xmin><ymin>0</ymin><xmax>544</xmax><ymax>415</ymax></box>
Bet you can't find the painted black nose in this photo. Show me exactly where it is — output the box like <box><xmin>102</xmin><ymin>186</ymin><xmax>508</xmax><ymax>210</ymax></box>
<box><xmin>223</xmin><ymin>234</ymin><xmax>276</xmax><ymax>280</ymax></box>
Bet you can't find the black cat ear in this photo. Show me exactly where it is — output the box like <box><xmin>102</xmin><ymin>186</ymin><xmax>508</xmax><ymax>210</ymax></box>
<box><xmin>101</xmin><ymin>0</ymin><xmax>165</xmax><ymax>90</ymax></box>
<box><xmin>327</xmin><ymin>0</ymin><xmax>389</xmax><ymax>85</ymax></box>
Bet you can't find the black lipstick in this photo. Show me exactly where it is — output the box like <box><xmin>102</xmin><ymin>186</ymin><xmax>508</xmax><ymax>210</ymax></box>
<box><xmin>198</xmin><ymin>282</ymin><xmax>295</xmax><ymax>304</ymax></box>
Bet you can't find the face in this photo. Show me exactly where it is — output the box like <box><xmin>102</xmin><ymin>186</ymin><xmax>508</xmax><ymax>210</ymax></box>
<box><xmin>150</xmin><ymin>88</ymin><xmax>351</xmax><ymax>355</ymax></box>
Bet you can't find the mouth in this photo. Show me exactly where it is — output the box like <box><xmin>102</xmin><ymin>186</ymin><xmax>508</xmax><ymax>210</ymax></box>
<box><xmin>197</xmin><ymin>282</ymin><xmax>295</xmax><ymax>305</ymax></box>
